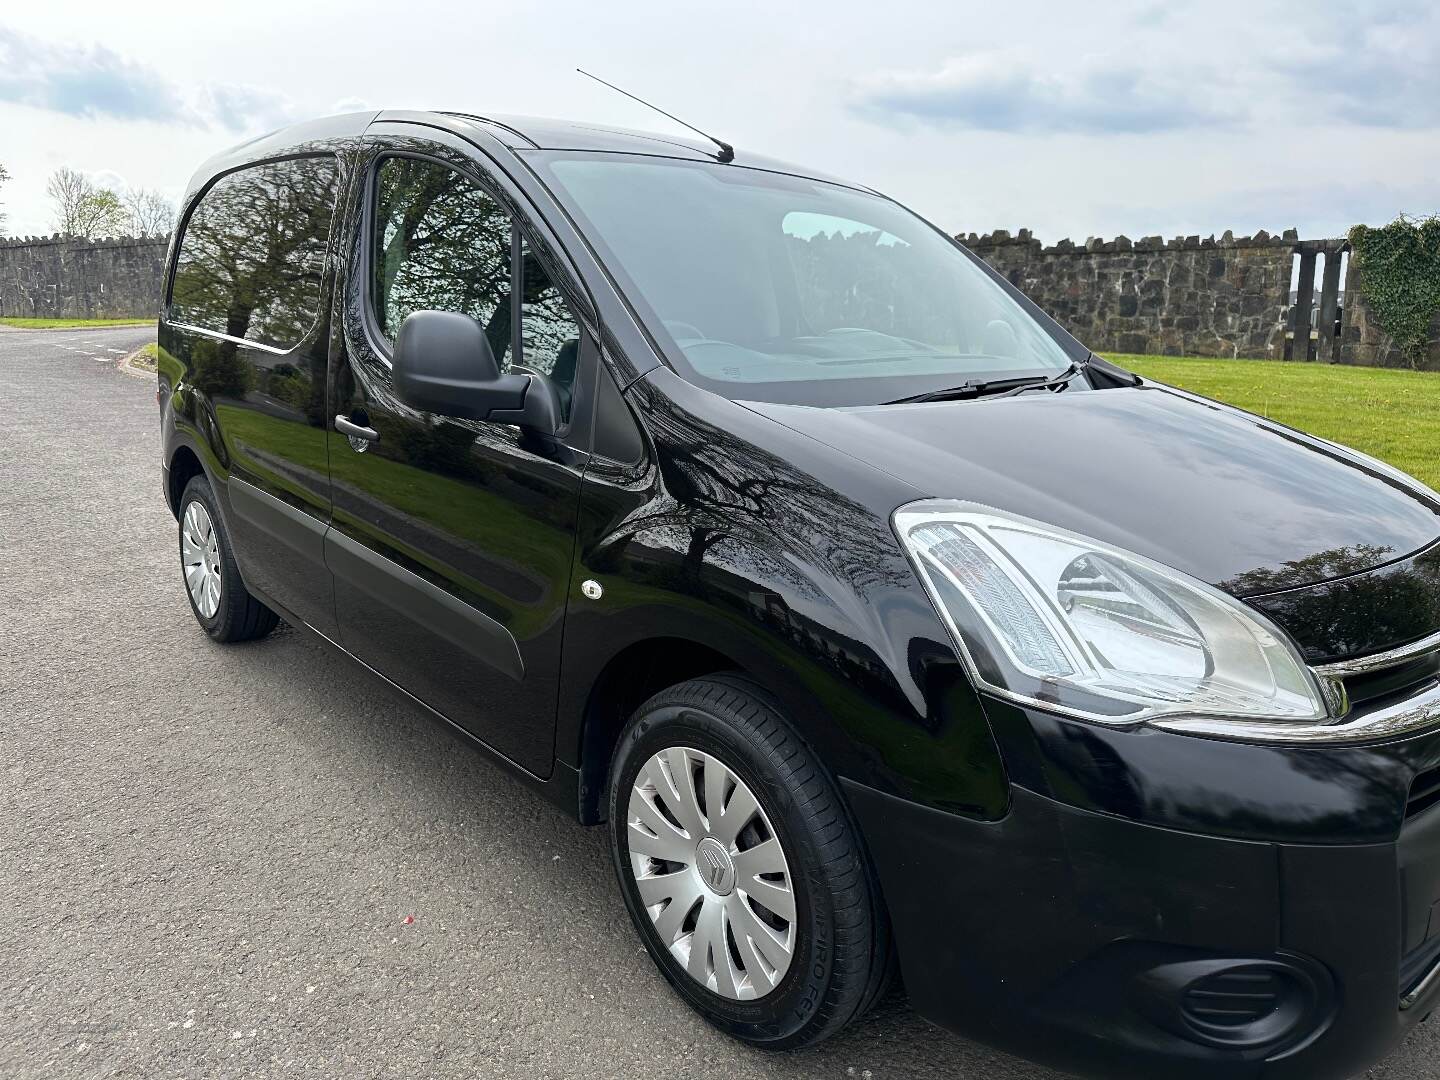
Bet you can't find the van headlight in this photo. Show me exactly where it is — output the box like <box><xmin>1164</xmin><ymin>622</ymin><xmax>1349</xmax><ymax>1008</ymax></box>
<box><xmin>893</xmin><ymin>501</ymin><xmax>1328</xmax><ymax>727</ymax></box>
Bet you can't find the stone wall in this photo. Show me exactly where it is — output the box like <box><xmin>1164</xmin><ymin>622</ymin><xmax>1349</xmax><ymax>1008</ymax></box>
<box><xmin>1341</xmin><ymin>273</ymin><xmax>1440</xmax><ymax>371</ymax></box>
<box><xmin>964</xmin><ymin>228</ymin><xmax>1300</xmax><ymax>359</ymax></box>
<box><xmin>0</xmin><ymin>234</ymin><xmax>170</xmax><ymax>320</ymax></box>
<box><xmin>3</xmin><ymin>226</ymin><xmax>1435</xmax><ymax>369</ymax></box>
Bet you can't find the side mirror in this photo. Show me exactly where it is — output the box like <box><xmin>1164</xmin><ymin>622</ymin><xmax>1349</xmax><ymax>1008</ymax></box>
<box><xmin>392</xmin><ymin>310</ymin><xmax>557</xmax><ymax>432</ymax></box>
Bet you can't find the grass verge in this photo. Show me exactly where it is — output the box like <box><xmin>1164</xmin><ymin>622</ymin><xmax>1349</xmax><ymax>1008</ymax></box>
<box><xmin>0</xmin><ymin>317</ymin><xmax>153</xmax><ymax>329</ymax></box>
<box><xmin>125</xmin><ymin>342</ymin><xmax>159</xmax><ymax>373</ymax></box>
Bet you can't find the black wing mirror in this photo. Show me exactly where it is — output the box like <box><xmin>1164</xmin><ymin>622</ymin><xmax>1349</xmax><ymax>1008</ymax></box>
<box><xmin>392</xmin><ymin>310</ymin><xmax>558</xmax><ymax>432</ymax></box>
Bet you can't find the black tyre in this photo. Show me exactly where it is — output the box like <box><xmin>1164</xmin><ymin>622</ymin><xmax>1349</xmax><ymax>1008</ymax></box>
<box><xmin>608</xmin><ymin>673</ymin><xmax>892</xmax><ymax>1049</ymax></box>
<box><xmin>177</xmin><ymin>474</ymin><xmax>278</xmax><ymax>643</ymax></box>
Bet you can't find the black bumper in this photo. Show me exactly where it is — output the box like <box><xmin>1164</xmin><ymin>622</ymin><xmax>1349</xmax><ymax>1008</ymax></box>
<box><xmin>845</xmin><ymin>701</ymin><xmax>1440</xmax><ymax>1079</ymax></box>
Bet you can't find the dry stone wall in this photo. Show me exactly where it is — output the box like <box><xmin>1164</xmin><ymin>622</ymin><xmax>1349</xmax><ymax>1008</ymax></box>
<box><xmin>0</xmin><ymin>234</ymin><xmax>169</xmax><ymax>320</ymax></box>
<box><xmin>964</xmin><ymin>228</ymin><xmax>1299</xmax><ymax>359</ymax></box>
<box><xmin>2</xmin><ymin>227</ymin><xmax>1433</xmax><ymax>369</ymax></box>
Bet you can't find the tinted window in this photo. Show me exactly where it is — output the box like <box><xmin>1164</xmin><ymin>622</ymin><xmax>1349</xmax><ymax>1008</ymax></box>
<box><xmin>371</xmin><ymin>156</ymin><xmax>581</xmax><ymax>420</ymax></box>
<box><xmin>518</xmin><ymin>238</ymin><xmax>581</xmax><ymax>420</ymax></box>
<box><xmin>171</xmin><ymin>155</ymin><xmax>339</xmax><ymax>351</ymax></box>
<box><xmin>371</xmin><ymin>157</ymin><xmax>513</xmax><ymax>366</ymax></box>
<box><xmin>537</xmin><ymin>154</ymin><xmax>1075</xmax><ymax>408</ymax></box>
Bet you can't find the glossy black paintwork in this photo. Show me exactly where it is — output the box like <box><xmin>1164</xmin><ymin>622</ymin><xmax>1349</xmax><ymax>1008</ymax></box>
<box><xmin>985</xmin><ymin>694</ymin><xmax>1440</xmax><ymax>845</ymax></box>
<box><xmin>159</xmin><ymin>132</ymin><xmax>362</xmax><ymax>639</ymax></box>
<box><xmin>462</xmin><ymin>111</ymin><xmax>865</xmax><ymax>189</ymax></box>
<box><xmin>744</xmin><ymin>383</ymin><xmax>1440</xmax><ymax>593</ymax></box>
<box><xmin>157</xmin><ymin>110</ymin><xmax>1440</xmax><ymax>1080</ymax></box>
<box><xmin>156</xmin><ymin>108</ymin><xmax>1440</xmax><ymax>845</ymax></box>
<box><xmin>1248</xmin><ymin>540</ymin><xmax>1440</xmax><ymax>662</ymax></box>
<box><xmin>322</xmin><ymin>123</ymin><xmax>598</xmax><ymax>777</ymax></box>
<box><xmin>556</xmin><ymin>365</ymin><xmax>1009</xmax><ymax>818</ymax></box>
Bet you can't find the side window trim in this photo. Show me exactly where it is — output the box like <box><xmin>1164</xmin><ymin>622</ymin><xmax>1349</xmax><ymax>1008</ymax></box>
<box><xmin>166</xmin><ymin>321</ymin><xmax>291</xmax><ymax>356</ymax></box>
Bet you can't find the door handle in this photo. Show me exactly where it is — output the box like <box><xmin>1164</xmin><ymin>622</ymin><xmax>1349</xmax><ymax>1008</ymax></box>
<box><xmin>335</xmin><ymin>414</ymin><xmax>379</xmax><ymax>443</ymax></box>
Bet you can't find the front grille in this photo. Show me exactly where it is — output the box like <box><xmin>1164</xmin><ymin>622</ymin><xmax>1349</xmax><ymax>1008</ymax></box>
<box><xmin>1345</xmin><ymin>649</ymin><xmax>1440</xmax><ymax>712</ymax></box>
<box><xmin>1291</xmin><ymin>629</ymin><xmax>1440</xmax><ymax>743</ymax></box>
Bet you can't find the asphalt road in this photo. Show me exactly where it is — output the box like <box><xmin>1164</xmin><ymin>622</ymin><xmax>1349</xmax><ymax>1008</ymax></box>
<box><xmin>0</xmin><ymin>324</ymin><xmax>1433</xmax><ymax>1079</ymax></box>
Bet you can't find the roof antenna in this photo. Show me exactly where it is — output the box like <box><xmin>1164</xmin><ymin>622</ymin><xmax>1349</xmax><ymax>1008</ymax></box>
<box><xmin>576</xmin><ymin>68</ymin><xmax>735</xmax><ymax>163</ymax></box>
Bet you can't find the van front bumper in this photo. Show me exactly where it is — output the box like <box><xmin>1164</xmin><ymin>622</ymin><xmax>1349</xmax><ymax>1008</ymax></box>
<box><xmin>844</xmin><ymin>699</ymin><xmax>1440</xmax><ymax>1080</ymax></box>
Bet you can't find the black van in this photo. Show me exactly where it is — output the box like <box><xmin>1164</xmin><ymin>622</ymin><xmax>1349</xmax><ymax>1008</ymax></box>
<box><xmin>157</xmin><ymin>110</ymin><xmax>1440</xmax><ymax>1079</ymax></box>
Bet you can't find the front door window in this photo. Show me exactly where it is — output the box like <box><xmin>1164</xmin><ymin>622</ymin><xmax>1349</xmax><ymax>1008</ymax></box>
<box><xmin>369</xmin><ymin>156</ymin><xmax>581</xmax><ymax>421</ymax></box>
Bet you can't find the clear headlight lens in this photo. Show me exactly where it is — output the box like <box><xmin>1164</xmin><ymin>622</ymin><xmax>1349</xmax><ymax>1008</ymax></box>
<box><xmin>894</xmin><ymin>501</ymin><xmax>1328</xmax><ymax>727</ymax></box>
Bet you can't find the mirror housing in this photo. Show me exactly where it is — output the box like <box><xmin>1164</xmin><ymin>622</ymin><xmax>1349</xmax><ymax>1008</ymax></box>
<box><xmin>393</xmin><ymin>310</ymin><xmax>557</xmax><ymax>432</ymax></box>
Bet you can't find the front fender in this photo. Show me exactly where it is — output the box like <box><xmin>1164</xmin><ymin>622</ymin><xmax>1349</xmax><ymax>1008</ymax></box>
<box><xmin>561</xmin><ymin>369</ymin><xmax>1009</xmax><ymax>820</ymax></box>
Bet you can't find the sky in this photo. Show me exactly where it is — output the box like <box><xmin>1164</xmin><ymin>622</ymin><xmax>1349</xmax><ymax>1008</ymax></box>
<box><xmin>1</xmin><ymin>0</ymin><xmax>1437</xmax><ymax>244</ymax></box>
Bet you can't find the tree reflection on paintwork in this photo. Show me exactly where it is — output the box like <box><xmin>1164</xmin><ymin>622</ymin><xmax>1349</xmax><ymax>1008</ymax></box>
<box><xmin>1240</xmin><ymin>543</ymin><xmax>1440</xmax><ymax>662</ymax></box>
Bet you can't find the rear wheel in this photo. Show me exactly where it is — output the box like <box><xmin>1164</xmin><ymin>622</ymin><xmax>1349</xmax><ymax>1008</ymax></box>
<box><xmin>178</xmin><ymin>475</ymin><xmax>278</xmax><ymax>643</ymax></box>
<box><xmin>608</xmin><ymin>673</ymin><xmax>892</xmax><ymax>1049</ymax></box>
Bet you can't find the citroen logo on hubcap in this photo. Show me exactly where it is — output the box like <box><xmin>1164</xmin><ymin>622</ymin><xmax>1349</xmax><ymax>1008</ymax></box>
<box><xmin>695</xmin><ymin>837</ymin><xmax>736</xmax><ymax>896</ymax></box>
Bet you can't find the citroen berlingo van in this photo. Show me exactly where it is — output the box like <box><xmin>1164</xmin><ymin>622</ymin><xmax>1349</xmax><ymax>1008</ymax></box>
<box><xmin>157</xmin><ymin>110</ymin><xmax>1440</xmax><ymax>1079</ymax></box>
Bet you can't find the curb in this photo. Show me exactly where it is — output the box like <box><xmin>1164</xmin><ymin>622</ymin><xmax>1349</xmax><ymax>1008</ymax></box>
<box><xmin>119</xmin><ymin>343</ymin><xmax>158</xmax><ymax>380</ymax></box>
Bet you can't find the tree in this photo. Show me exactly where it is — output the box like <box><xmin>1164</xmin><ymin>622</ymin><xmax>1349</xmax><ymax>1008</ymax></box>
<box><xmin>124</xmin><ymin>187</ymin><xmax>175</xmax><ymax>236</ymax></box>
<box><xmin>0</xmin><ymin>162</ymin><xmax>10</xmax><ymax>233</ymax></box>
<box><xmin>45</xmin><ymin>166</ymin><xmax>127</xmax><ymax>238</ymax></box>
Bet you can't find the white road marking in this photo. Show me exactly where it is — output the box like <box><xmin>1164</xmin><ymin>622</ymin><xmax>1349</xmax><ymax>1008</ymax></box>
<box><xmin>104</xmin><ymin>348</ymin><xmax>125</xmax><ymax>354</ymax></box>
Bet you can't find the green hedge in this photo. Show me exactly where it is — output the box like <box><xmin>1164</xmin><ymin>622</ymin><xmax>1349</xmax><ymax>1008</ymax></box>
<box><xmin>1348</xmin><ymin>215</ymin><xmax>1440</xmax><ymax>368</ymax></box>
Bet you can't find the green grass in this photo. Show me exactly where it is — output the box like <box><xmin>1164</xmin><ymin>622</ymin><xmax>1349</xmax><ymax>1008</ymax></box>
<box><xmin>0</xmin><ymin>317</ymin><xmax>153</xmax><ymax>329</ymax></box>
<box><xmin>126</xmin><ymin>342</ymin><xmax>159</xmax><ymax>372</ymax></box>
<box><xmin>1109</xmin><ymin>354</ymin><xmax>1440</xmax><ymax>489</ymax></box>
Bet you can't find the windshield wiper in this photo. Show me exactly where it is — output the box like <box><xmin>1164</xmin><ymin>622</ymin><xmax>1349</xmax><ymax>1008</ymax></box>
<box><xmin>883</xmin><ymin>358</ymin><xmax>1088</xmax><ymax>405</ymax></box>
<box><xmin>995</xmin><ymin>358</ymin><xmax>1088</xmax><ymax>397</ymax></box>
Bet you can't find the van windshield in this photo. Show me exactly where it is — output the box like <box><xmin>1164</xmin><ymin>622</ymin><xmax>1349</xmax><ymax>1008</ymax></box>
<box><xmin>534</xmin><ymin>152</ymin><xmax>1078</xmax><ymax>407</ymax></box>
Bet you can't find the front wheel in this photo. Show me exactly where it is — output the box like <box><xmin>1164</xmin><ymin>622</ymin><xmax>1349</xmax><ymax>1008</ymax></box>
<box><xmin>608</xmin><ymin>674</ymin><xmax>892</xmax><ymax>1049</ymax></box>
<box><xmin>178</xmin><ymin>474</ymin><xmax>278</xmax><ymax>643</ymax></box>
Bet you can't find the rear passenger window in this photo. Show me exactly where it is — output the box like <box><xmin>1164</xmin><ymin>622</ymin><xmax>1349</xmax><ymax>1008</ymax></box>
<box><xmin>170</xmin><ymin>156</ymin><xmax>339</xmax><ymax>351</ymax></box>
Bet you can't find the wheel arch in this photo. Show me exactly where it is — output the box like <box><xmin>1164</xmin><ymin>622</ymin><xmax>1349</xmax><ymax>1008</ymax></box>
<box><xmin>166</xmin><ymin>443</ymin><xmax>206</xmax><ymax>518</ymax></box>
<box><xmin>572</xmin><ymin>635</ymin><xmax>743</xmax><ymax>824</ymax></box>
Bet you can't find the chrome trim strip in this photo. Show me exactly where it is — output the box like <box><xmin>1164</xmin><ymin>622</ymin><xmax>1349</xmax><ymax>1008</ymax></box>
<box><xmin>169</xmin><ymin>321</ymin><xmax>290</xmax><ymax>356</ymax></box>
<box><xmin>1154</xmin><ymin>682</ymin><xmax>1440</xmax><ymax>744</ymax></box>
<box><xmin>1402</xmin><ymin>952</ymin><xmax>1440</xmax><ymax>1010</ymax></box>
<box><xmin>1314</xmin><ymin>629</ymin><xmax>1440</xmax><ymax>680</ymax></box>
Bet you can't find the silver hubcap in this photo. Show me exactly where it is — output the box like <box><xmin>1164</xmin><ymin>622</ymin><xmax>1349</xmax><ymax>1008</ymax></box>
<box><xmin>181</xmin><ymin>500</ymin><xmax>223</xmax><ymax>619</ymax></box>
<box><xmin>627</xmin><ymin>747</ymin><xmax>796</xmax><ymax>1000</ymax></box>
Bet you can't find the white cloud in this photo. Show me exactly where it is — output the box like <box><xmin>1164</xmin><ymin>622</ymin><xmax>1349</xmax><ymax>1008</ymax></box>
<box><xmin>0</xmin><ymin>24</ymin><xmax>294</xmax><ymax>133</ymax></box>
<box><xmin>851</xmin><ymin>52</ymin><xmax>1238</xmax><ymax>135</ymax></box>
<box><xmin>849</xmin><ymin>2</ymin><xmax>1440</xmax><ymax>136</ymax></box>
<box><xmin>0</xmin><ymin>0</ymin><xmax>1436</xmax><ymax>244</ymax></box>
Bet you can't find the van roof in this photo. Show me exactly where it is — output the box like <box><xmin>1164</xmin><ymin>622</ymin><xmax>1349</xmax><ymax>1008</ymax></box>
<box><xmin>189</xmin><ymin>110</ymin><xmax>860</xmax><ymax>197</ymax></box>
<box><xmin>436</xmin><ymin>111</ymin><xmax>857</xmax><ymax>187</ymax></box>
